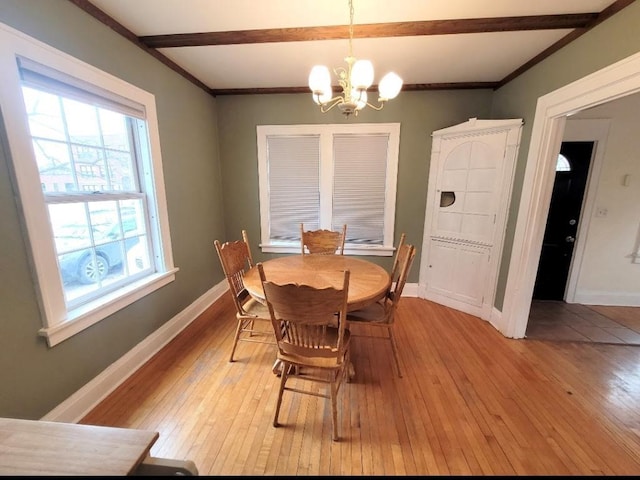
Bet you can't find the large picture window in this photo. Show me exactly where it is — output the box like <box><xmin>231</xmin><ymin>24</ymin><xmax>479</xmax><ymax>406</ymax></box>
<box><xmin>257</xmin><ymin>123</ymin><xmax>400</xmax><ymax>255</ymax></box>
<box><xmin>0</xmin><ymin>23</ymin><xmax>176</xmax><ymax>346</ymax></box>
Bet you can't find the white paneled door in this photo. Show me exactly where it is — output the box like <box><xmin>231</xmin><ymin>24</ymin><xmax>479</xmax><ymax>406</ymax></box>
<box><xmin>419</xmin><ymin>118</ymin><xmax>523</xmax><ymax>320</ymax></box>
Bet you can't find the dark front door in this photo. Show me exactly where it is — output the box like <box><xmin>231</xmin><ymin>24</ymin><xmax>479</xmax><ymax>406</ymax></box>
<box><xmin>533</xmin><ymin>141</ymin><xmax>594</xmax><ymax>300</ymax></box>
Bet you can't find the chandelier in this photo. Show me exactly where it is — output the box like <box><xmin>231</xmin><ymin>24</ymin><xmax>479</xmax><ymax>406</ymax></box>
<box><xmin>308</xmin><ymin>0</ymin><xmax>403</xmax><ymax>117</ymax></box>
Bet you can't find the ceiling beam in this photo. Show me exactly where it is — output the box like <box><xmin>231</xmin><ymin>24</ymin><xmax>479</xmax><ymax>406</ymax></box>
<box><xmin>139</xmin><ymin>14</ymin><xmax>598</xmax><ymax>48</ymax></box>
<box><xmin>209</xmin><ymin>82</ymin><xmax>500</xmax><ymax>96</ymax></box>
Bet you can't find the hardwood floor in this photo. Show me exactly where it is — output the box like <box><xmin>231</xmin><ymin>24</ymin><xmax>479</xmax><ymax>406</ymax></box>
<box><xmin>526</xmin><ymin>300</ymin><xmax>640</xmax><ymax>344</ymax></box>
<box><xmin>81</xmin><ymin>296</ymin><xmax>640</xmax><ymax>475</ymax></box>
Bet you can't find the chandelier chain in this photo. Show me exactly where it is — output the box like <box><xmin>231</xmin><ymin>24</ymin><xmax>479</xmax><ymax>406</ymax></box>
<box><xmin>348</xmin><ymin>0</ymin><xmax>354</xmax><ymax>58</ymax></box>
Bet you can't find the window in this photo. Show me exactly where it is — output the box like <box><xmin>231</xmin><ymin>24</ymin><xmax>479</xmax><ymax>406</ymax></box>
<box><xmin>0</xmin><ymin>23</ymin><xmax>176</xmax><ymax>346</ymax></box>
<box><xmin>257</xmin><ymin>123</ymin><xmax>400</xmax><ymax>255</ymax></box>
<box><xmin>556</xmin><ymin>154</ymin><xmax>571</xmax><ymax>172</ymax></box>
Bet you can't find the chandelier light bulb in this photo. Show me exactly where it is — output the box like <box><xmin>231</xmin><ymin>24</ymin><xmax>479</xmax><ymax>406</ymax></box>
<box><xmin>308</xmin><ymin>65</ymin><xmax>331</xmax><ymax>94</ymax></box>
<box><xmin>351</xmin><ymin>59</ymin><xmax>374</xmax><ymax>89</ymax></box>
<box><xmin>353</xmin><ymin>89</ymin><xmax>367</xmax><ymax>110</ymax></box>
<box><xmin>378</xmin><ymin>72</ymin><xmax>403</xmax><ymax>101</ymax></box>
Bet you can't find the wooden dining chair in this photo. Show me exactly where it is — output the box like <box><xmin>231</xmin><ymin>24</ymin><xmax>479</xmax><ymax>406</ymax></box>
<box><xmin>300</xmin><ymin>223</ymin><xmax>347</xmax><ymax>255</ymax></box>
<box><xmin>390</xmin><ymin>233</ymin><xmax>406</xmax><ymax>286</ymax></box>
<box><xmin>347</xmin><ymin>242</ymin><xmax>416</xmax><ymax>378</ymax></box>
<box><xmin>214</xmin><ymin>233</ymin><xmax>274</xmax><ymax>362</ymax></box>
<box><xmin>241</xmin><ymin>229</ymin><xmax>254</xmax><ymax>266</ymax></box>
<box><xmin>257</xmin><ymin>262</ymin><xmax>351</xmax><ymax>441</ymax></box>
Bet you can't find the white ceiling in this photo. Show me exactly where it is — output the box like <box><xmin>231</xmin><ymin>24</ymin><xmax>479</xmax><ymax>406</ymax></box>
<box><xmin>82</xmin><ymin>0</ymin><xmax>624</xmax><ymax>93</ymax></box>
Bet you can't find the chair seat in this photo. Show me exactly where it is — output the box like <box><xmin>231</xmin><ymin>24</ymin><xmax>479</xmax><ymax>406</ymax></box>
<box><xmin>240</xmin><ymin>297</ymin><xmax>270</xmax><ymax>319</ymax></box>
<box><xmin>346</xmin><ymin>301</ymin><xmax>390</xmax><ymax>324</ymax></box>
<box><xmin>277</xmin><ymin>329</ymin><xmax>351</xmax><ymax>369</ymax></box>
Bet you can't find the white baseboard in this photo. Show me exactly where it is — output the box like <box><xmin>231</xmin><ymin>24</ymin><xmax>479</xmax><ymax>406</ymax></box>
<box><xmin>490</xmin><ymin>306</ymin><xmax>508</xmax><ymax>336</ymax></box>
<box><xmin>573</xmin><ymin>290</ymin><xmax>640</xmax><ymax>306</ymax></box>
<box><xmin>403</xmin><ymin>282</ymin><xmax>419</xmax><ymax>297</ymax></box>
<box><xmin>42</xmin><ymin>280</ymin><xmax>229</xmax><ymax>423</ymax></box>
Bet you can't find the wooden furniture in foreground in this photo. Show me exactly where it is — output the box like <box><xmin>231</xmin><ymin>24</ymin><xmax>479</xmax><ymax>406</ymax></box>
<box><xmin>258</xmin><ymin>263</ymin><xmax>351</xmax><ymax>441</ymax></box>
<box><xmin>243</xmin><ymin>254</ymin><xmax>390</xmax><ymax>313</ymax></box>
<box><xmin>214</xmin><ymin>234</ymin><xmax>274</xmax><ymax>362</ymax></box>
<box><xmin>0</xmin><ymin>417</ymin><xmax>197</xmax><ymax>476</ymax></box>
<box><xmin>347</xmin><ymin>243</ymin><xmax>416</xmax><ymax>378</ymax></box>
<box><xmin>300</xmin><ymin>223</ymin><xmax>347</xmax><ymax>255</ymax></box>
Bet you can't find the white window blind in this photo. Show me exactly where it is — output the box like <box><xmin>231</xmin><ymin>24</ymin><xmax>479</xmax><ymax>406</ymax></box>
<box><xmin>267</xmin><ymin>135</ymin><xmax>320</xmax><ymax>241</ymax></box>
<box><xmin>257</xmin><ymin>123</ymin><xmax>400</xmax><ymax>256</ymax></box>
<box><xmin>333</xmin><ymin>133</ymin><xmax>389</xmax><ymax>245</ymax></box>
<box><xmin>17</xmin><ymin>56</ymin><xmax>146</xmax><ymax>119</ymax></box>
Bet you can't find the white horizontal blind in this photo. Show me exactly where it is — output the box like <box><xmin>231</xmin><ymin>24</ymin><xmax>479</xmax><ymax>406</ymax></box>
<box><xmin>17</xmin><ymin>56</ymin><xmax>146</xmax><ymax>120</ymax></box>
<box><xmin>333</xmin><ymin>133</ymin><xmax>389</xmax><ymax>245</ymax></box>
<box><xmin>266</xmin><ymin>134</ymin><xmax>320</xmax><ymax>241</ymax></box>
<box><xmin>257</xmin><ymin>123</ymin><xmax>399</xmax><ymax>255</ymax></box>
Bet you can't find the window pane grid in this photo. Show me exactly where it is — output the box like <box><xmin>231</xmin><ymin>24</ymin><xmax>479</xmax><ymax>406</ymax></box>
<box><xmin>21</xmin><ymin>78</ymin><xmax>153</xmax><ymax>309</ymax></box>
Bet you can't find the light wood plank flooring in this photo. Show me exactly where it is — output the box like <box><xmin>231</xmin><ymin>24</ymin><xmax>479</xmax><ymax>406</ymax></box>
<box><xmin>81</xmin><ymin>296</ymin><xmax>640</xmax><ymax>475</ymax></box>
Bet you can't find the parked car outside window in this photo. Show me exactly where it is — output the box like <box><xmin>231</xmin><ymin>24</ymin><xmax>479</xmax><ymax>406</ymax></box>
<box><xmin>58</xmin><ymin>216</ymin><xmax>140</xmax><ymax>284</ymax></box>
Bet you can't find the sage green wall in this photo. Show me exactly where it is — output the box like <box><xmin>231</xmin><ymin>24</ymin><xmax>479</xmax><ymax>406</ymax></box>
<box><xmin>216</xmin><ymin>90</ymin><xmax>493</xmax><ymax>279</ymax></box>
<box><xmin>0</xmin><ymin>0</ymin><xmax>225</xmax><ymax>418</ymax></box>
<box><xmin>490</xmin><ymin>0</ymin><xmax>640</xmax><ymax>310</ymax></box>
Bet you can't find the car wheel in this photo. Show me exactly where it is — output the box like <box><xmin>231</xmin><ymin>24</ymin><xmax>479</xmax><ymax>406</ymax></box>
<box><xmin>78</xmin><ymin>254</ymin><xmax>109</xmax><ymax>284</ymax></box>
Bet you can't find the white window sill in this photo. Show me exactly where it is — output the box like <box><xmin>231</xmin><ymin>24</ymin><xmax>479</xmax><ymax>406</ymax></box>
<box><xmin>260</xmin><ymin>243</ymin><xmax>394</xmax><ymax>257</ymax></box>
<box><xmin>39</xmin><ymin>268</ymin><xmax>179</xmax><ymax>347</ymax></box>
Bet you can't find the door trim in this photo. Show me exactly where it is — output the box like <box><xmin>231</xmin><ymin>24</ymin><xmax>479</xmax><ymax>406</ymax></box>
<box><xmin>501</xmin><ymin>50</ymin><xmax>640</xmax><ymax>339</ymax></box>
<box><xmin>562</xmin><ymin>120</ymin><xmax>610</xmax><ymax>303</ymax></box>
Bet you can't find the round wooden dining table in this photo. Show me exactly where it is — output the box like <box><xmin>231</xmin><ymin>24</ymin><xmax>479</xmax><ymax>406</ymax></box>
<box><xmin>243</xmin><ymin>254</ymin><xmax>391</xmax><ymax>312</ymax></box>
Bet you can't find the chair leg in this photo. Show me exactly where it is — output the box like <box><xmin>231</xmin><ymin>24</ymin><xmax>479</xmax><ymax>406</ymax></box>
<box><xmin>228</xmin><ymin>318</ymin><xmax>245</xmax><ymax>362</ymax></box>
<box><xmin>330</xmin><ymin>376</ymin><xmax>339</xmax><ymax>441</ymax></box>
<box><xmin>387</xmin><ymin>326</ymin><xmax>402</xmax><ymax>378</ymax></box>
<box><xmin>346</xmin><ymin>349</ymin><xmax>354</xmax><ymax>383</ymax></box>
<box><xmin>273</xmin><ymin>361</ymin><xmax>289</xmax><ymax>427</ymax></box>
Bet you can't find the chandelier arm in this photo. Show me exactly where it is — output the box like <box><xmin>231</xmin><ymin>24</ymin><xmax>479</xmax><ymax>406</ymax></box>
<box><xmin>364</xmin><ymin>99</ymin><xmax>388</xmax><ymax>111</ymax></box>
<box><xmin>318</xmin><ymin>96</ymin><xmax>345</xmax><ymax>113</ymax></box>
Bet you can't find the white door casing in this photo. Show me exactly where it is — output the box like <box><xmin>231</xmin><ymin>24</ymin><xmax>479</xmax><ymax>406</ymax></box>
<box><xmin>419</xmin><ymin>118</ymin><xmax>523</xmax><ymax>321</ymax></box>
<box><xmin>500</xmin><ymin>51</ymin><xmax>640</xmax><ymax>339</ymax></box>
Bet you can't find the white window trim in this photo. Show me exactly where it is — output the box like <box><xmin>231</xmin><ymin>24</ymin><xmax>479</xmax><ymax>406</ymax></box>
<box><xmin>256</xmin><ymin>123</ymin><xmax>400</xmax><ymax>256</ymax></box>
<box><xmin>0</xmin><ymin>22</ymin><xmax>177</xmax><ymax>346</ymax></box>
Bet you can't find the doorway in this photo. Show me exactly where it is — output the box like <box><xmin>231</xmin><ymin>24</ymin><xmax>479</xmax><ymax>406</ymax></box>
<box><xmin>532</xmin><ymin>141</ymin><xmax>594</xmax><ymax>301</ymax></box>
<box><xmin>501</xmin><ymin>50</ymin><xmax>640</xmax><ymax>339</ymax></box>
